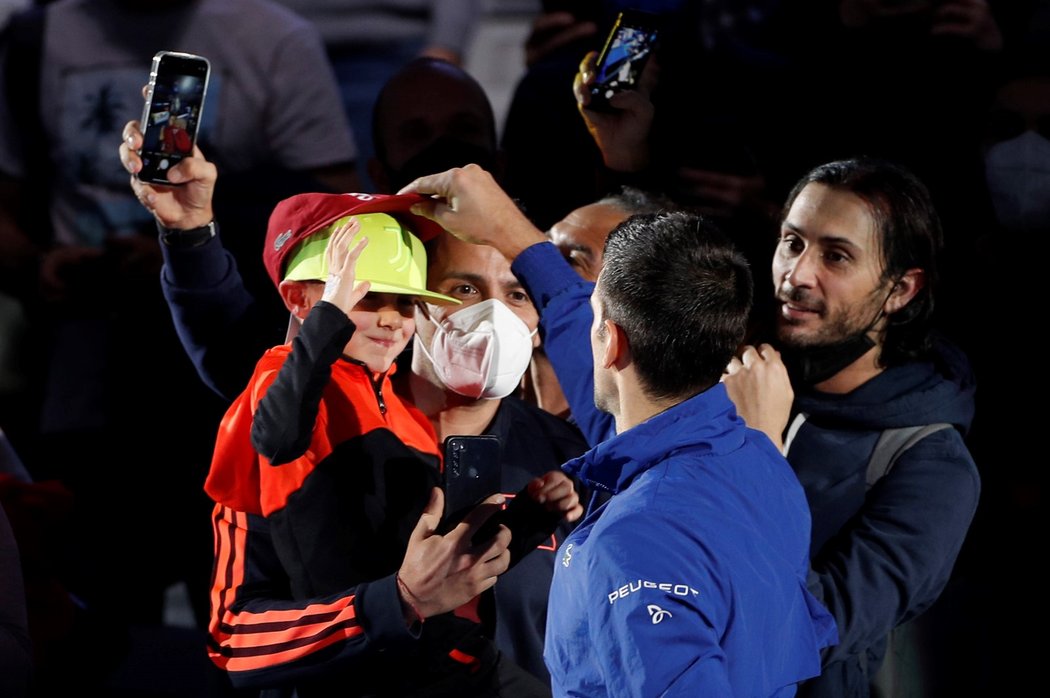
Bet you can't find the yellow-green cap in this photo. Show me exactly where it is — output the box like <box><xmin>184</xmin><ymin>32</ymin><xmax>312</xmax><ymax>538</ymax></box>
<box><xmin>282</xmin><ymin>213</ymin><xmax>459</xmax><ymax>305</ymax></box>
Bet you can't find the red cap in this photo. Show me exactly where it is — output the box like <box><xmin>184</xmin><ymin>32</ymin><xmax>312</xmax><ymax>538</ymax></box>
<box><xmin>263</xmin><ymin>192</ymin><xmax>445</xmax><ymax>289</ymax></box>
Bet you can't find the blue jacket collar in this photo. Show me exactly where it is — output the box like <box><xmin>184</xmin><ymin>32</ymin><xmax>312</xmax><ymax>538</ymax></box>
<box><xmin>563</xmin><ymin>384</ymin><xmax>745</xmax><ymax>495</ymax></box>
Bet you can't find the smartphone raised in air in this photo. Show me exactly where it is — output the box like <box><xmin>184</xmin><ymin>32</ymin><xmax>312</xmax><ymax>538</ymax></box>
<box><xmin>137</xmin><ymin>51</ymin><xmax>211</xmax><ymax>185</ymax></box>
<box><xmin>588</xmin><ymin>9</ymin><xmax>660</xmax><ymax>112</ymax></box>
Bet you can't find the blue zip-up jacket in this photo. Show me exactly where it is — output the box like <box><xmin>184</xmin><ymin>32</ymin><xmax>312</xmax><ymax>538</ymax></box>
<box><xmin>513</xmin><ymin>241</ymin><xmax>979</xmax><ymax>696</ymax></box>
<box><xmin>545</xmin><ymin>385</ymin><xmax>838</xmax><ymax>697</ymax></box>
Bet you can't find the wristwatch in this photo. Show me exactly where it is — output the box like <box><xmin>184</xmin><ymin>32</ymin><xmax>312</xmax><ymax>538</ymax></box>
<box><xmin>157</xmin><ymin>220</ymin><xmax>217</xmax><ymax>248</ymax></box>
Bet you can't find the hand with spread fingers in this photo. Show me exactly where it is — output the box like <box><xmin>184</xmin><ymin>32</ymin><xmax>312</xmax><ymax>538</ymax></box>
<box><xmin>319</xmin><ymin>218</ymin><xmax>372</xmax><ymax>314</ymax></box>
<box><xmin>723</xmin><ymin>343</ymin><xmax>793</xmax><ymax>451</ymax></box>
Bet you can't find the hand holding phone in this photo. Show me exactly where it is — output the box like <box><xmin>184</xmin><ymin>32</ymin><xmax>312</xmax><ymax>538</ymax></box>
<box><xmin>121</xmin><ymin>117</ymin><xmax>218</xmax><ymax>231</ymax></box>
<box><xmin>587</xmin><ymin>10</ymin><xmax>660</xmax><ymax>113</ymax></box>
<box><xmin>137</xmin><ymin>51</ymin><xmax>210</xmax><ymax>185</ymax></box>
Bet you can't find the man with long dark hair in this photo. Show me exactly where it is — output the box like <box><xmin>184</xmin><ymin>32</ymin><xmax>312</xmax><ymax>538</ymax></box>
<box><xmin>723</xmin><ymin>157</ymin><xmax>980</xmax><ymax>697</ymax></box>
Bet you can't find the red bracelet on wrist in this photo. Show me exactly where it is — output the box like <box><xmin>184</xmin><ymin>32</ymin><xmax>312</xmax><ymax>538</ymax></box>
<box><xmin>396</xmin><ymin>573</ymin><xmax>425</xmax><ymax>625</ymax></box>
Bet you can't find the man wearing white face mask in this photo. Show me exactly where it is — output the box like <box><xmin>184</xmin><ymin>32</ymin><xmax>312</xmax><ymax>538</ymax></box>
<box><xmin>414</xmin><ymin>294</ymin><xmax>537</xmax><ymax>402</ymax></box>
<box><xmin>398</xmin><ymin>231</ymin><xmax>590</xmax><ymax>686</ymax></box>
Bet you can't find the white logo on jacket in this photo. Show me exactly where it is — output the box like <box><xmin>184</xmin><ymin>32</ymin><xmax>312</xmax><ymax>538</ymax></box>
<box><xmin>607</xmin><ymin>579</ymin><xmax>699</xmax><ymax>604</ymax></box>
<box><xmin>647</xmin><ymin>605</ymin><xmax>673</xmax><ymax>624</ymax></box>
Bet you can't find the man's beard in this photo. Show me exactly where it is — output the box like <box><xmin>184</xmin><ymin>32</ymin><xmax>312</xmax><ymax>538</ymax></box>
<box><xmin>776</xmin><ymin>285</ymin><xmax>883</xmax><ymax>387</ymax></box>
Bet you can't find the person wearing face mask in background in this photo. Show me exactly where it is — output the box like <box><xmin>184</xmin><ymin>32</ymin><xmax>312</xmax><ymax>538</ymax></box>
<box><xmin>414</xmin><ymin>295</ymin><xmax>537</xmax><ymax>402</ymax></box>
<box><xmin>348</xmin><ymin>71</ymin><xmax>593</xmax><ymax>665</ymax></box>
<box><xmin>983</xmin><ymin>116</ymin><xmax>1050</xmax><ymax>232</ymax></box>
<box><xmin>396</xmin><ymin>230</ymin><xmax>590</xmax><ymax>688</ymax></box>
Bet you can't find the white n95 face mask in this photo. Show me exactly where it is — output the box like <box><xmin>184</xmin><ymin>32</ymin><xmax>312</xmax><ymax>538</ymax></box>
<box><xmin>984</xmin><ymin>130</ymin><xmax>1050</xmax><ymax>234</ymax></box>
<box><xmin>416</xmin><ymin>298</ymin><xmax>536</xmax><ymax>400</ymax></box>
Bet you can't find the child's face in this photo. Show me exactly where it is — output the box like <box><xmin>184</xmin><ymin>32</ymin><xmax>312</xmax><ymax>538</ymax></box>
<box><xmin>343</xmin><ymin>292</ymin><xmax>417</xmax><ymax>373</ymax></box>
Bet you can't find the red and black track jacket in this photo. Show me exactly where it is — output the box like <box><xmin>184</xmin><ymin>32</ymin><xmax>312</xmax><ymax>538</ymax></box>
<box><xmin>205</xmin><ymin>302</ymin><xmax>498</xmax><ymax>696</ymax></box>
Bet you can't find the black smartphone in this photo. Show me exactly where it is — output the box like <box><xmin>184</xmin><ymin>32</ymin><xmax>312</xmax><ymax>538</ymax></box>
<box><xmin>439</xmin><ymin>435</ymin><xmax>502</xmax><ymax>534</ymax></box>
<box><xmin>137</xmin><ymin>51</ymin><xmax>211</xmax><ymax>185</ymax></box>
<box><xmin>588</xmin><ymin>9</ymin><xmax>660</xmax><ymax>112</ymax></box>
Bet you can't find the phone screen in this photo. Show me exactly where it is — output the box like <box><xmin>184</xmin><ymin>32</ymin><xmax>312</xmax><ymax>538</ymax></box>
<box><xmin>138</xmin><ymin>51</ymin><xmax>210</xmax><ymax>185</ymax></box>
<box><xmin>440</xmin><ymin>435</ymin><xmax>502</xmax><ymax>533</ymax></box>
<box><xmin>589</xmin><ymin>11</ymin><xmax>659</xmax><ymax>111</ymax></box>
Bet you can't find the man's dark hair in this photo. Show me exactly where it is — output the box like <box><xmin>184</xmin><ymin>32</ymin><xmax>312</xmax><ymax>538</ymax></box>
<box><xmin>597</xmin><ymin>211</ymin><xmax>752</xmax><ymax>401</ymax></box>
<box><xmin>782</xmin><ymin>157</ymin><xmax>943</xmax><ymax>366</ymax></box>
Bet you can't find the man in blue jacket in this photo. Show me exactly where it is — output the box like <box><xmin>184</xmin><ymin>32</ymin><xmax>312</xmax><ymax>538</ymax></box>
<box><xmin>403</xmin><ymin>172</ymin><xmax>838</xmax><ymax>695</ymax></box>
<box><xmin>399</xmin><ymin>158</ymin><xmax>979</xmax><ymax>697</ymax></box>
<box><xmin>562</xmin><ymin>50</ymin><xmax>982</xmax><ymax>693</ymax></box>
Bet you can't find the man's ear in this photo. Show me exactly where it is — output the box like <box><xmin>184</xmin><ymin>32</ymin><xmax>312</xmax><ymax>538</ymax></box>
<box><xmin>600</xmin><ymin>319</ymin><xmax>630</xmax><ymax>370</ymax></box>
<box><xmin>279</xmin><ymin>280</ymin><xmax>312</xmax><ymax>320</ymax></box>
<box><xmin>884</xmin><ymin>268</ymin><xmax>925</xmax><ymax>316</ymax></box>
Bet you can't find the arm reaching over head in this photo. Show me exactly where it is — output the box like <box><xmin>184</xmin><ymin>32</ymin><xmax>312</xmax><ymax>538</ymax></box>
<box><xmin>398</xmin><ymin>164</ymin><xmax>546</xmax><ymax>262</ymax></box>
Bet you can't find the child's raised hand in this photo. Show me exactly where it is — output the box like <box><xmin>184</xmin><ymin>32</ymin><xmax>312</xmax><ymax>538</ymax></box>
<box><xmin>321</xmin><ymin>218</ymin><xmax>371</xmax><ymax>314</ymax></box>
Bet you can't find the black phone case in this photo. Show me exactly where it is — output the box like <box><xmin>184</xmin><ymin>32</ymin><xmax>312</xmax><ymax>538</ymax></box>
<box><xmin>439</xmin><ymin>435</ymin><xmax>502</xmax><ymax>533</ymax></box>
<box><xmin>137</xmin><ymin>51</ymin><xmax>210</xmax><ymax>185</ymax></box>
